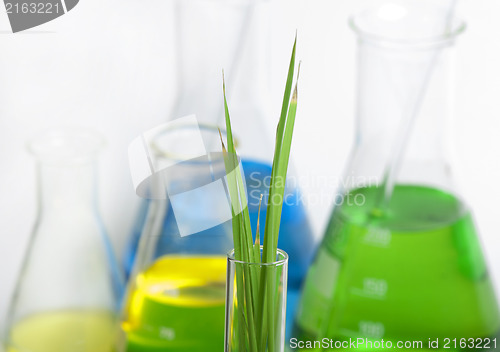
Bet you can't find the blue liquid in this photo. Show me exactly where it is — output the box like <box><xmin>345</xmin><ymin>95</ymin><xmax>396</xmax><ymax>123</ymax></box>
<box><xmin>123</xmin><ymin>159</ymin><xmax>317</xmax><ymax>334</ymax></box>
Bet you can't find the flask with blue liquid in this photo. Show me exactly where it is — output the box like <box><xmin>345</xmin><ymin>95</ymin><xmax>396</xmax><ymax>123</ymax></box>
<box><xmin>119</xmin><ymin>0</ymin><xmax>317</xmax><ymax>350</ymax></box>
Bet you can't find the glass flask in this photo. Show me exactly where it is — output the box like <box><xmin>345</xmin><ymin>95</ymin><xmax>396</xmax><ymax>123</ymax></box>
<box><xmin>122</xmin><ymin>0</ymin><xmax>316</xmax><ymax>335</ymax></box>
<box><xmin>292</xmin><ymin>3</ymin><xmax>500</xmax><ymax>350</ymax></box>
<box><xmin>118</xmin><ymin>121</ymin><xmax>233</xmax><ymax>351</ymax></box>
<box><xmin>5</xmin><ymin>128</ymin><xmax>123</xmax><ymax>352</ymax></box>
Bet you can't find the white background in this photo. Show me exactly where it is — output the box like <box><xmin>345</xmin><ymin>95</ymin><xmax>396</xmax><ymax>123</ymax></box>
<box><xmin>0</xmin><ymin>0</ymin><xmax>499</xmax><ymax>337</ymax></box>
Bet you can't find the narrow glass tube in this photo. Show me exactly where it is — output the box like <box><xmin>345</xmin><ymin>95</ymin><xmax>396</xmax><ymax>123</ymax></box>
<box><xmin>225</xmin><ymin>247</ymin><xmax>288</xmax><ymax>352</ymax></box>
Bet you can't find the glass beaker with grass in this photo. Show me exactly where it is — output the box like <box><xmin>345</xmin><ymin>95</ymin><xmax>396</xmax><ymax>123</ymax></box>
<box><xmin>292</xmin><ymin>3</ymin><xmax>499</xmax><ymax>350</ymax></box>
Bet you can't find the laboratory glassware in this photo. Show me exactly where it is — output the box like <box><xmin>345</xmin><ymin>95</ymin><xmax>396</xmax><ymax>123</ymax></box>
<box><xmin>292</xmin><ymin>3</ymin><xmax>500</xmax><ymax>350</ymax></box>
<box><xmin>122</xmin><ymin>0</ymin><xmax>316</xmax><ymax>334</ymax></box>
<box><xmin>5</xmin><ymin>128</ymin><xmax>123</xmax><ymax>352</ymax></box>
<box><xmin>225</xmin><ymin>248</ymin><xmax>288</xmax><ymax>352</ymax></box>
<box><xmin>118</xmin><ymin>122</ymin><xmax>233</xmax><ymax>352</ymax></box>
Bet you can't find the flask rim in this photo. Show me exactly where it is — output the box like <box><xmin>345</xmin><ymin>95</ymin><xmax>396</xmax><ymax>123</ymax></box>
<box><xmin>27</xmin><ymin>126</ymin><xmax>105</xmax><ymax>165</ymax></box>
<box><xmin>349</xmin><ymin>4</ymin><xmax>466</xmax><ymax>49</ymax></box>
<box><xmin>150</xmin><ymin>122</ymin><xmax>238</xmax><ymax>162</ymax></box>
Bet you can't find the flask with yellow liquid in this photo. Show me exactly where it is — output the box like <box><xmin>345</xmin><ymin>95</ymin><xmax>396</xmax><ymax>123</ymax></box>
<box><xmin>118</xmin><ymin>121</ymin><xmax>233</xmax><ymax>352</ymax></box>
<box><xmin>5</xmin><ymin>128</ymin><xmax>123</xmax><ymax>352</ymax></box>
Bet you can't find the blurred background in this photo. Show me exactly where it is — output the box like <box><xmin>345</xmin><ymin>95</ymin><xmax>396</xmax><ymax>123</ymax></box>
<box><xmin>0</xmin><ymin>0</ymin><xmax>499</xmax><ymax>335</ymax></box>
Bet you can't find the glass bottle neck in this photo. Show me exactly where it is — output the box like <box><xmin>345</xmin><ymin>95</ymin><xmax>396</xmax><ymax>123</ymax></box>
<box><xmin>171</xmin><ymin>0</ymin><xmax>272</xmax><ymax>162</ymax></box>
<box><xmin>350</xmin><ymin>38</ymin><xmax>458</xmax><ymax>193</ymax></box>
<box><xmin>37</xmin><ymin>161</ymin><xmax>98</xmax><ymax>215</ymax></box>
<box><xmin>172</xmin><ymin>0</ymin><xmax>269</xmax><ymax>117</ymax></box>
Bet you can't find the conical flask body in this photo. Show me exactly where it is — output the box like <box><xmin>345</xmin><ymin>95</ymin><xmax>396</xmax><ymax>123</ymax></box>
<box><xmin>122</xmin><ymin>0</ymin><xmax>317</xmax><ymax>338</ymax></box>
<box><xmin>292</xmin><ymin>3</ymin><xmax>499</xmax><ymax>349</ymax></box>
<box><xmin>294</xmin><ymin>186</ymin><xmax>499</xmax><ymax>348</ymax></box>
<box><xmin>5</xmin><ymin>128</ymin><xmax>122</xmax><ymax>352</ymax></box>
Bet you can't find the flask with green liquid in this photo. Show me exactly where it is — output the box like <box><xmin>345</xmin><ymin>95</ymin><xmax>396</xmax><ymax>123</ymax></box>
<box><xmin>118</xmin><ymin>119</ymin><xmax>233</xmax><ymax>352</ymax></box>
<box><xmin>292</xmin><ymin>3</ymin><xmax>499</xmax><ymax>350</ymax></box>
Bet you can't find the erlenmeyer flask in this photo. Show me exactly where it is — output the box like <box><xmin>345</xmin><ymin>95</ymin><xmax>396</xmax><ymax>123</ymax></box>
<box><xmin>118</xmin><ymin>121</ymin><xmax>233</xmax><ymax>351</ymax></box>
<box><xmin>292</xmin><ymin>3</ymin><xmax>500</xmax><ymax>349</ymax></box>
<box><xmin>5</xmin><ymin>128</ymin><xmax>123</xmax><ymax>352</ymax></box>
<box><xmin>122</xmin><ymin>0</ymin><xmax>316</xmax><ymax>334</ymax></box>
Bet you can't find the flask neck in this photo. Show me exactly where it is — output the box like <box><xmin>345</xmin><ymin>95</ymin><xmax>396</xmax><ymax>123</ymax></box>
<box><xmin>171</xmin><ymin>0</ymin><xmax>272</xmax><ymax>162</ymax></box>
<box><xmin>348</xmin><ymin>14</ymin><xmax>465</xmax><ymax>194</ymax></box>
<box><xmin>37</xmin><ymin>161</ymin><xmax>98</xmax><ymax>216</ymax></box>
<box><xmin>356</xmin><ymin>41</ymin><xmax>453</xmax><ymax>148</ymax></box>
<box><xmin>172</xmin><ymin>0</ymin><xmax>269</xmax><ymax>117</ymax></box>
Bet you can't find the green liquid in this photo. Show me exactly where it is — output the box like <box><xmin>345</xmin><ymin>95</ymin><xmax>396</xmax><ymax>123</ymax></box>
<box><xmin>120</xmin><ymin>256</ymin><xmax>226</xmax><ymax>352</ymax></box>
<box><xmin>293</xmin><ymin>185</ymin><xmax>499</xmax><ymax>351</ymax></box>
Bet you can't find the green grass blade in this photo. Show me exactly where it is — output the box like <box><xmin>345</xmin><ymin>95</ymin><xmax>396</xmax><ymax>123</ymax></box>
<box><xmin>272</xmin><ymin>76</ymin><xmax>299</xmax><ymax>254</ymax></box>
<box><xmin>222</xmin><ymin>76</ymin><xmax>262</xmax><ymax>352</ymax></box>
<box><xmin>243</xmin><ymin>267</ymin><xmax>258</xmax><ymax>352</ymax></box>
<box><xmin>277</xmin><ymin>34</ymin><xmax>297</xmax><ymax>145</ymax></box>
<box><xmin>253</xmin><ymin>194</ymin><xmax>263</xmax><ymax>260</ymax></box>
<box><xmin>223</xmin><ymin>74</ymin><xmax>257</xmax><ymax>265</ymax></box>
<box><xmin>219</xmin><ymin>131</ymin><xmax>244</xmax><ymax>260</ymax></box>
<box><xmin>263</xmin><ymin>35</ymin><xmax>297</xmax><ymax>264</ymax></box>
<box><xmin>264</xmin><ymin>55</ymin><xmax>299</xmax><ymax>352</ymax></box>
<box><xmin>221</xmin><ymin>36</ymin><xmax>299</xmax><ymax>351</ymax></box>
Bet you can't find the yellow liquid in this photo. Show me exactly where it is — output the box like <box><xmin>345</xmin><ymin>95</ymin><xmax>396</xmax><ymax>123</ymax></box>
<box><xmin>121</xmin><ymin>255</ymin><xmax>227</xmax><ymax>351</ymax></box>
<box><xmin>7</xmin><ymin>310</ymin><xmax>116</xmax><ymax>352</ymax></box>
